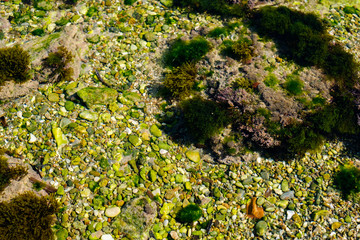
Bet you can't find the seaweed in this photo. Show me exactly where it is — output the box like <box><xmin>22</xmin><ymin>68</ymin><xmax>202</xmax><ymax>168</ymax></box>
<box><xmin>176</xmin><ymin>204</ymin><xmax>202</xmax><ymax>224</ymax></box>
<box><xmin>0</xmin><ymin>45</ymin><xmax>31</xmax><ymax>85</ymax></box>
<box><xmin>181</xmin><ymin>96</ymin><xmax>231</xmax><ymax>143</ymax></box>
<box><xmin>221</xmin><ymin>38</ymin><xmax>254</xmax><ymax>63</ymax></box>
<box><xmin>284</xmin><ymin>74</ymin><xmax>304</xmax><ymax>95</ymax></box>
<box><xmin>163</xmin><ymin>62</ymin><xmax>197</xmax><ymax>99</ymax></box>
<box><xmin>0</xmin><ymin>192</ymin><xmax>59</xmax><ymax>240</ymax></box>
<box><xmin>334</xmin><ymin>164</ymin><xmax>360</xmax><ymax>200</ymax></box>
<box><xmin>42</xmin><ymin>46</ymin><xmax>74</xmax><ymax>83</ymax></box>
<box><xmin>263</xmin><ymin>73</ymin><xmax>279</xmax><ymax>88</ymax></box>
<box><xmin>164</xmin><ymin>37</ymin><xmax>211</xmax><ymax>67</ymax></box>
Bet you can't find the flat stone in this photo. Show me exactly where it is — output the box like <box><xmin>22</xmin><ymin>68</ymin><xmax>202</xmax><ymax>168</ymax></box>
<box><xmin>101</xmin><ymin>234</ymin><xmax>114</xmax><ymax>240</ymax></box>
<box><xmin>52</xmin><ymin>127</ymin><xmax>68</xmax><ymax>148</ymax></box>
<box><xmin>48</xmin><ymin>92</ymin><xmax>60</xmax><ymax>102</ymax></box>
<box><xmin>129</xmin><ymin>135</ymin><xmax>142</xmax><ymax>147</ymax></box>
<box><xmin>255</xmin><ymin>220</ymin><xmax>268</xmax><ymax>236</ymax></box>
<box><xmin>105</xmin><ymin>206</ymin><xmax>121</xmax><ymax>218</ymax></box>
<box><xmin>79</xmin><ymin>110</ymin><xmax>99</xmax><ymax>121</ymax></box>
<box><xmin>185</xmin><ymin>150</ymin><xmax>200</xmax><ymax>163</ymax></box>
<box><xmin>77</xmin><ymin>87</ymin><xmax>118</xmax><ymax>108</ymax></box>
<box><xmin>150</xmin><ymin>124</ymin><xmax>162</xmax><ymax>137</ymax></box>
<box><xmin>59</xmin><ymin>118</ymin><xmax>72</xmax><ymax>129</ymax></box>
<box><xmin>280</xmin><ymin>191</ymin><xmax>294</xmax><ymax>200</ymax></box>
<box><xmin>281</xmin><ymin>180</ymin><xmax>289</xmax><ymax>192</ymax></box>
<box><xmin>143</xmin><ymin>32</ymin><xmax>157</xmax><ymax>42</ymax></box>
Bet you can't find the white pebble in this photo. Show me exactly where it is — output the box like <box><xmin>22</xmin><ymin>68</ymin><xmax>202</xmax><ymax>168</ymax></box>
<box><xmin>29</xmin><ymin>134</ymin><xmax>37</xmax><ymax>143</ymax></box>
<box><xmin>101</xmin><ymin>234</ymin><xmax>114</xmax><ymax>240</ymax></box>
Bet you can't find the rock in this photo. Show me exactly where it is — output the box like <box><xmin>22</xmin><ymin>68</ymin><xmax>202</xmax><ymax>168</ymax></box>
<box><xmin>170</xmin><ymin>231</ymin><xmax>179</xmax><ymax>240</ymax></box>
<box><xmin>57</xmin><ymin>185</ymin><xmax>65</xmax><ymax>195</ymax></box>
<box><xmin>29</xmin><ymin>133</ymin><xmax>37</xmax><ymax>143</ymax></box>
<box><xmin>56</xmin><ymin>228</ymin><xmax>68</xmax><ymax>240</ymax></box>
<box><xmin>89</xmin><ymin>231</ymin><xmax>103</xmax><ymax>240</ymax></box>
<box><xmin>143</xmin><ymin>32</ymin><xmax>157</xmax><ymax>42</ymax></box>
<box><xmin>313</xmin><ymin>210</ymin><xmax>330</xmax><ymax>221</ymax></box>
<box><xmin>112</xmin><ymin>197</ymin><xmax>156</xmax><ymax>240</ymax></box>
<box><xmin>281</xmin><ymin>180</ymin><xmax>289</xmax><ymax>192</ymax></box>
<box><xmin>48</xmin><ymin>92</ymin><xmax>59</xmax><ymax>102</ymax></box>
<box><xmin>0</xmin><ymin>80</ymin><xmax>39</xmax><ymax>100</ymax></box>
<box><xmin>160</xmin><ymin>202</ymin><xmax>175</xmax><ymax>215</ymax></box>
<box><xmin>65</xmin><ymin>101</ymin><xmax>75</xmax><ymax>111</ymax></box>
<box><xmin>77</xmin><ymin>87</ymin><xmax>118</xmax><ymax>108</ymax></box>
<box><xmin>79</xmin><ymin>110</ymin><xmax>99</xmax><ymax>121</ymax></box>
<box><xmin>36</xmin><ymin>1</ymin><xmax>53</xmax><ymax>10</ymax></box>
<box><xmin>149</xmin><ymin>170</ymin><xmax>157</xmax><ymax>182</ymax></box>
<box><xmin>59</xmin><ymin>118</ymin><xmax>72</xmax><ymax>129</ymax></box>
<box><xmin>185</xmin><ymin>150</ymin><xmax>200</xmax><ymax>163</ymax></box>
<box><xmin>105</xmin><ymin>206</ymin><xmax>121</xmax><ymax>218</ymax></box>
<box><xmin>129</xmin><ymin>135</ymin><xmax>142</xmax><ymax>147</ymax></box>
<box><xmin>255</xmin><ymin>220</ymin><xmax>268</xmax><ymax>236</ymax></box>
<box><xmin>331</xmin><ymin>222</ymin><xmax>342</xmax><ymax>230</ymax></box>
<box><xmin>80</xmin><ymin>188</ymin><xmax>91</xmax><ymax>198</ymax></box>
<box><xmin>87</xmin><ymin>35</ymin><xmax>100</xmax><ymax>44</ymax></box>
<box><xmin>280</xmin><ymin>191</ymin><xmax>294</xmax><ymax>200</ymax></box>
<box><xmin>52</xmin><ymin>126</ymin><xmax>68</xmax><ymax>148</ymax></box>
<box><xmin>150</xmin><ymin>124</ymin><xmax>162</xmax><ymax>137</ymax></box>
<box><xmin>160</xmin><ymin>0</ymin><xmax>173</xmax><ymax>7</ymax></box>
<box><xmin>101</xmin><ymin>234</ymin><xmax>114</xmax><ymax>240</ymax></box>
<box><xmin>246</xmin><ymin>197</ymin><xmax>264</xmax><ymax>219</ymax></box>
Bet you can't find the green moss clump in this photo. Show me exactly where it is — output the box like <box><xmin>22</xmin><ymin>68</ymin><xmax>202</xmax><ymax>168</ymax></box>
<box><xmin>334</xmin><ymin>164</ymin><xmax>360</xmax><ymax>200</ymax></box>
<box><xmin>0</xmin><ymin>45</ymin><xmax>31</xmax><ymax>85</ymax></box>
<box><xmin>285</xmin><ymin>125</ymin><xmax>324</xmax><ymax>154</ymax></box>
<box><xmin>31</xmin><ymin>28</ymin><xmax>45</xmax><ymax>36</ymax></box>
<box><xmin>181</xmin><ymin>97</ymin><xmax>231</xmax><ymax>142</ymax></box>
<box><xmin>164</xmin><ymin>62</ymin><xmax>197</xmax><ymax>99</ymax></box>
<box><xmin>222</xmin><ymin>38</ymin><xmax>254</xmax><ymax>63</ymax></box>
<box><xmin>42</xmin><ymin>46</ymin><xmax>74</xmax><ymax>83</ymax></box>
<box><xmin>176</xmin><ymin>204</ymin><xmax>202</xmax><ymax>224</ymax></box>
<box><xmin>208</xmin><ymin>27</ymin><xmax>230</xmax><ymax>38</ymax></box>
<box><xmin>164</xmin><ymin>37</ymin><xmax>211</xmax><ymax>67</ymax></box>
<box><xmin>0</xmin><ymin>155</ymin><xmax>27</xmax><ymax>193</ymax></box>
<box><xmin>284</xmin><ymin>74</ymin><xmax>303</xmax><ymax>95</ymax></box>
<box><xmin>0</xmin><ymin>192</ymin><xmax>59</xmax><ymax>240</ymax></box>
<box><xmin>263</xmin><ymin>73</ymin><xmax>279</xmax><ymax>88</ymax></box>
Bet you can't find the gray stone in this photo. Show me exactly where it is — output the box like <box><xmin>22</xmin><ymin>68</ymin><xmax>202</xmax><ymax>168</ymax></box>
<box><xmin>143</xmin><ymin>32</ymin><xmax>156</xmax><ymax>42</ymax></box>
<box><xmin>280</xmin><ymin>191</ymin><xmax>295</xmax><ymax>200</ymax></box>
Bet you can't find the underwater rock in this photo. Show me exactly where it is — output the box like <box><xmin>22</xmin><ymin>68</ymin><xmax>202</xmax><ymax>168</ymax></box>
<box><xmin>77</xmin><ymin>87</ymin><xmax>118</xmax><ymax>108</ymax></box>
<box><xmin>52</xmin><ymin>126</ymin><xmax>68</xmax><ymax>148</ymax></box>
<box><xmin>79</xmin><ymin>110</ymin><xmax>99</xmax><ymax>121</ymax></box>
<box><xmin>185</xmin><ymin>150</ymin><xmax>200</xmax><ymax>163</ymax></box>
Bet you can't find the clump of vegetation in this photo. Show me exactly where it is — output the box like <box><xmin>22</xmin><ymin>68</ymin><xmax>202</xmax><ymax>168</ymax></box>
<box><xmin>124</xmin><ymin>0</ymin><xmax>137</xmax><ymax>5</ymax></box>
<box><xmin>208</xmin><ymin>22</ymin><xmax>240</xmax><ymax>38</ymax></box>
<box><xmin>263</xmin><ymin>73</ymin><xmax>279</xmax><ymax>88</ymax></box>
<box><xmin>222</xmin><ymin>38</ymin><xmax>254</xmax><ymax>63</ymax></box>
<box><xmin>181</xmin><ymin>97</ymin><xmax>231</xmax><ymax>142</ymax></box>
<box><xmin>284</xmin><ymin>74</ymin><xmax>304</xmax><ymax>95</ymax></box>
<box><xmin>176</xmin><ymin>204</ymin><xmax>202</xmax><ymax>224</ymax></box>
<box><xmin>334</xmin><ymin>164</ymin><xmax>360</xmax><ymax>200</ymax></box>
<box><xmin>164</xmin><ymin>37</ymin><xmax>211</xmax><ymax>67</ymax></box>
<box><xmin>0</xmin><ymin>45</ymin><xmax>31</xmax><ymax>85</ymax></box>
<box><xmin>285</xmin><ymin>125</ymin><xmax>324</xmax><ymax>155</ymax></box>
<box><xmin>164</xmin><ymin>62</ymin><xmax>197</xmax><ymax>99</ymax></box>
<box><xmin>173</xmin><ymin>0</ymin><xmax>246</xmax><ymax>18</ymax></box>
<box><xmin>0</xmin><ymin>154</ymin><xmax>27</xmax><ymax>193</ymax></box>
<box><xmin>0</xmin><ymin>192</ymin><xmax>59</xmax><ymax>240</ymax></box>
<box><xmin>31</xmin><ymin>28</ymin><xmax>45</xmax><ymax>36</ymax></box>
<box><xmin>42</xmin><ymin>46</ymin><xmax>74</xmax><ymax>83</ymax></box>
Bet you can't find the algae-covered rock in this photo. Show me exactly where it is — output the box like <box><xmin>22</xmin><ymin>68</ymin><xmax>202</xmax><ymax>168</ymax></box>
<box><xmin>185</xmin><ymin>150</ymin><xmax>200</xmax><ymax>163</ymax></box>
<box><xmin>79</xmin><ymin>110</ymin><xmax>99</xmax><ymax>121</ymax></box>
<box><xmin>160</xmin><ymin>0</ymin><xmax>173</xmax><ymax>7</ymax></box>
<box><xmin>112</xmin><ymin>197</ymin><xmax>156</xmax><ymax>240</ymax></box>
<box><xmin>52</xmin><ymin>126</ymin><xmax>68</xmax><ymax>148</ymax></box>
<box><xmin>150</xmin><ymin>124</ymin><xmax>162</xmax><ymax>137</ymax></box>
<box><xmin>77</xmin><ymin>87</ymin><xmax>118</xmax><ymax>108</ymax></box>
<box><xmin>129</xmin><ymin>135</ymin><xmax>142</xmax><ymax>147</ymax></box>
<box><xmin>255</xmin><ymin>220</ymin><xmax>268</xmax><ymax>236</ymax></box>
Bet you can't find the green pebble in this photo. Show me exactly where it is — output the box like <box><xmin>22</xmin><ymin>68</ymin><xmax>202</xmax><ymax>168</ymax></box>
<box><xmin>65</xmin><ymin>101</ymin><xmax>75</xmax><ymax>111</ymax></box>
<box><xmin>213</xmin><ymin>187</ymin><xmax>221</xmax><ymax>198</ymax></box>
<box><xmin>129</xmin><ymin>135</ymin><xmax>142</xmax><ymax>147</ymax></box>
<box><xmin>345</xmin><ymin>215</ymin><xmax>352</xmax><ymax>223</ymax></box>
<box><xmin>55</xmin><ymin>229</ymin><xmax>68</xmax><ymax>240</ymax></box>
<box><xmin>185</xmin><ymin>150</ymin><xmax>200</xmax><ymax>163</ymax></box>
<box><xmin>57</xmin><ymin>185</ymin><xmax>65</xmax><ymax>195</ymax></box>
<box><xmin>150</xmin><ymin>124</ymin><xmax>162</xmax><ymax>137</ymax></box>
<box><xmin>149</xmin><ymin>170</ymin><xmax>157</xmax><ymax>182</ymax></box>
<box><xmin>281</xmin><ymin>180</ymin><xmax>289</xmax><ymax>192</ymax></box>
<box><xmin>184</xmin><ymin>182</ymin><xmax>192</xmax><ymax>191</ymax></box>
<box><xmin>48</xmin><ymin>93</ymin><xmax>60</xmax><ymax>102</ymax></box>
<box><xmin>255</xmin><ymin>221</ymin><xmax>268</xmax><ymax>236</ymax></box>
<box><xmin>95</xmin><ymin>222</ymin><xmax>102</xmax><ymax>231</ymax></box>
<box><xmin>276</xmin><ymin>200</ymin><xmax>288</xmax><ymax>209</ymax></box>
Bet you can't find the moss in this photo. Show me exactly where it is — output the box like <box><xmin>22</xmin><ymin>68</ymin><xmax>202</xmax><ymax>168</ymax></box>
<box><xmin>208</xmin><ymin>27</ymin><xmax>230</xmax><ymax>38</ymax></box>
<box><xmin>124</xmin><ymin>0</ymin><xmax>137</xmax><ymax>5</ymax></box>
<box><xmin>0</xmin><ymin>192</ymin><xmax>59</xmax><ymax>240</ymax></box>
<box><xmin>42</xmin><ymin>46</ymin><xmax>74</xmax><ymax>83</ymax></box>
<box><xmin>176</xmin><ymin>204</ymin><xmax>202</xmax><ymax>224</ymax></box>
<box><xmin>285</xmin><ymin>125</ymin><xmax>324</xmax><ymax>154</ymax></box>
<box><xmin>164</xmin><ymin>37</ymin><xmax>211</xmax><ymax>67</ymax></box>
<box><xmin>222</xmin><ymin>38</ymin><xmax>254</xmax><ymax>63</ymax></box>
<box><xmin>263</xmin><ymin>73</ymin><xmax>279</xmax><ymax>88</ymax></box>
<box><xmin>0</xmin><ymin>45</ymin><xmax>31</xmax><ymax>85</ymax></box>
<box><xmin>284</xmin><ymin>74</ymin><xmax>304</xmax><ymax>95</ymax></box>
<box><xmin>181</xmin><ymin>97</ymin><xmax>231</xmax><ymax>142</ymax></box>
<box><xmin>164</xmin><ymin>62</ymin><xmax>197</xmax><ymax>99</ymax></box>
<box><xmin>0</xmin><ymin>155</ymin><xmax>27</xmax><ymax>193</ymax></box>
<box><xmin>31</xmin><ymin>28</ymin><xmax>45</xmax><ymax>36</ymax></box>
<box><xmin>334</xmin><ymin>164</ymin><xmax>360</xmax><ymax>200</ymax></box>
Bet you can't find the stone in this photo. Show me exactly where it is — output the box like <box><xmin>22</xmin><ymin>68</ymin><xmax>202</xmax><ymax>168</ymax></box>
<box><xmin>280</xmin><ymin>191</ymin><xmax>295</xmax><ymax>200</ymax></box>
<box><xmin>59</xmin><ymin>118</ymin><xmax>72</xmax><ymax>129</ymax></box>
<box><xmin>101</xmin><ymin>234</ymin><xmax>114</xmax><ymax>240</ymax></box>
<box><xmin>105</xmin><ymin>206</ymin><xmax>121</xmax><ymax>218</ymax></box>
<box><xmin>129</xmin><ymin>135</ymin><xmax>142</xmax><ymax>147</ymax></box>
<box><xmin>331</xmin><ymin>222</ymin><xmax>342</xmax><ymax>230</ymax></box>
<box><xmin>56</xmin><ymin>228</ymin><xmax>68</xmax><ymax>240</ymax></box>
<box><xmin>79</xmin><ymin>110</ymin><xmax>99</xmax><ymax>121</ymax></box>
<box><xmin>77</xmin><ymin>87</ymin><xmax>118</xmax><ymax>108</ymax></box>
<box><xmin>143</xmin><ymin>32</ymin><xmax>157</xmax><ymax>42</ymax></box>
<box><xmin>81</xmin><ymin>188</ymin><xmax>91</xmax><ymax>198</ymax></box>
<box><xmin>89</xmin><ymin>231</ymin><xmax>103</xmax><ymax>240</ymax></box>
<box><xmin>57</xmin><ymin>185</ymin><xmax>65</xmax><ymax>195</ymax></box>
<box><xmin>52</xmin><ymin>126</ymin><xmax>68</xmax><ymax>148</ymax></box>
<box><xmin>48</xmin><ymin>92</ymin><xmax>59</xmax><ymax>102</ymax></box>
<box><xmin>160</xmin><ymin>0</ymin><xmax>173</xmax><ymax>7</ymax></box>
<box><xmin>65</xmin><ymin>101</ymin><xmax>75</xmax><ymax>111</ymax></box>
<box><xmin>150</xmin><ymin>124</ymin><xmax>162</xmax><ymax>137</ymax></box>
<box><xmin>185</xmin><ymin>150</ymin><xmax>200</xmax><ymax>163</ymax></box>
<box><xmin>281</xmin><ymin>180</ymin><xmax>289</xmax><ymax>192</ymax></box>
<box><xmin>255</xmin><ymin>221</ymin><xmax>268</xmax><ymax>236</ymax></box>
<box><xmin>313</xmin><ymin>210</ymin><xmax>330</xmax><ymax>221</ymax></box>
<box><xmin>149</xmin><ymin>170</ymin><xmax>157</xmax><ymax>182</ymax></box>
<box><xmin>87</xmin><ymin>35</ymin><xmax>100</xmax><ymax>44</ymax></box>
<box><xmin>160</xmin><ymin>202</ymin><xmax>175</xmax><ymax>215</ymax></box>
<box><xmin>29</xmin><ymin>133</ymin><xmax>37</xmax><ymax>143</ymax></box>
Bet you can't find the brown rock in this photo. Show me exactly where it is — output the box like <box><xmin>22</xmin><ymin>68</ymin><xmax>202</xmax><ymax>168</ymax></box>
<box><xmin>246</xmin><ymin>197</ymin><xmax>264</xmax><ymax>219</ymax></box>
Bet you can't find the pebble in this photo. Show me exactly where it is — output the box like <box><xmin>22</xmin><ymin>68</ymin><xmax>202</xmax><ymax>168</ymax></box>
<box><xmin>105</xmin><ymin>206</ymin><xmax>121</xmax><ymax>218</ymax></box>
<box><xmin>280</xmin><ymin>191</ymin><xmax>295</xmax><ymax>200</ymax></box>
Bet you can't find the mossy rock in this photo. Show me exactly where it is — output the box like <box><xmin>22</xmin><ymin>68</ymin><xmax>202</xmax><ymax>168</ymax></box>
<box><xmin>77</xmin><ymin>87</ymin><xmax>118</xmax><ymax>108</ymax></box>
<box><xmin>175</xmin><ymin>204</ymin><xmax>202</xmax><ymax>223</ymax></box>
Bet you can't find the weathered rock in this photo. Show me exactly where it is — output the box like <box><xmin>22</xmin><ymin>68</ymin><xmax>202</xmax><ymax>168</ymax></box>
<box><xmin>77</xmin><ymin>87</ymin><xmax>118</xmax><ymax>108</ymax></box>
<box><xmin>105</xmin><ymin>206</ymin><xmax>121</xmax><ymax>218</ymax></box>
<box><xmin>112</xmin><ymin>197</ymin><xmax>156</xmax><ymax>240</ymax></box>
<box><xmin>150</xmin><ymin>124</ymin><xmax>162</xmax><ymax>137</ymax></box>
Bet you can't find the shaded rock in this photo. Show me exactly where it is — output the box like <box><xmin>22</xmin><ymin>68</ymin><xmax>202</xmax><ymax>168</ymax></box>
<box><xmin>112</xmin><ymin>197</ymin><xmax>156</xmax><ymax>240</ymax></box>
<box><xmin>77</xmin><ymin>87</ymin><xmax>118</xmax><ymax>108</ymax></box>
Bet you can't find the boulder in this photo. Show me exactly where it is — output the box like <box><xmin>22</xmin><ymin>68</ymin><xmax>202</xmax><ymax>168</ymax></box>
<box><xmin>77</xmin><ymin>87</ymin><xmax>118</xmax><ymax>108</ymax></box>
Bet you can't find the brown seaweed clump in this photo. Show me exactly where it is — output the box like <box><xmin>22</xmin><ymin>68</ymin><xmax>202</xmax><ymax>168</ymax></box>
<box><xmin>0</xmin><ymin>192</ymin><xmax>59</xmax><ymax>240</ymax></box>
